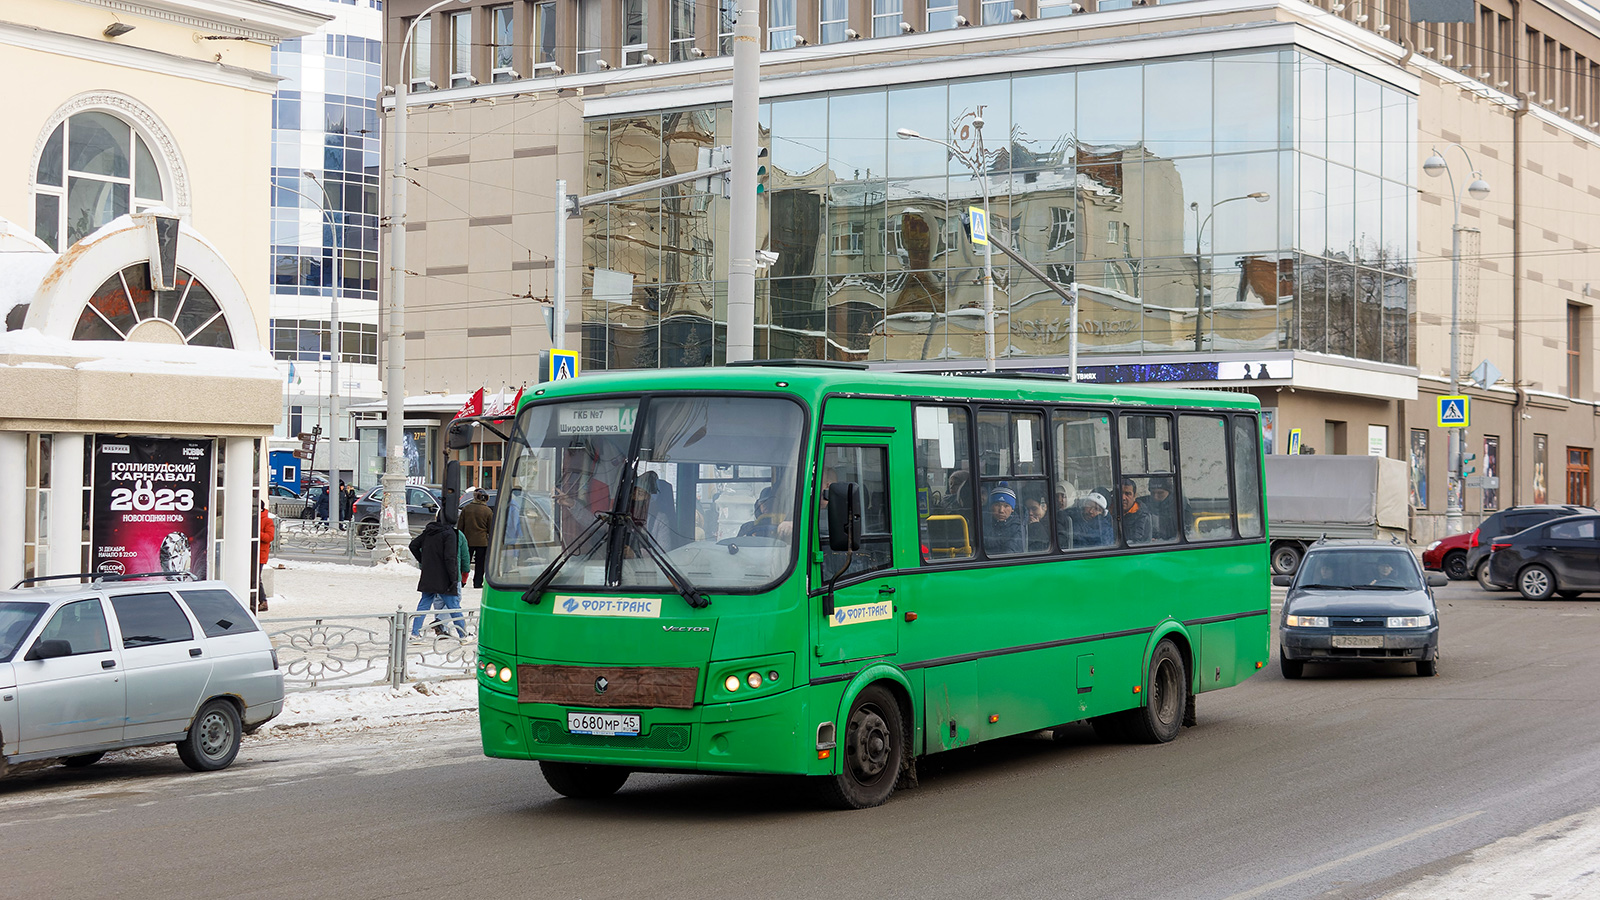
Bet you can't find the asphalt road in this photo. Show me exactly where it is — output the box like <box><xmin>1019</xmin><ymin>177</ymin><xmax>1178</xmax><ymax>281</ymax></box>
<box><xmin>5</xmin><ymin>580</ymin><xmax>1600</xmax><ymax>900</ymax></box>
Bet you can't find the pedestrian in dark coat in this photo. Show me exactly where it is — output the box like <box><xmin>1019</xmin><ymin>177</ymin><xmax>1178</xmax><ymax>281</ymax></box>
<box><xmin>458</xmin><ymin>489</ymin><xmax>494</xmax><ymax>588</ymax></box>
<box><xmin>408</xmin><ymin>519</ymin><xmax>470</xmax><ymax>640</ymax></box>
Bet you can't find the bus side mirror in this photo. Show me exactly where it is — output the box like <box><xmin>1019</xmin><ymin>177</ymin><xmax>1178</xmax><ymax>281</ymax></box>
<box><xmin>447</xmin><ymin>420</ymin><xmax>474</xmax><ymax>451</ymax></box>
<box><xmin>827</xmin><ymin>482</ymin><xmax>862</xmax><ymax>552</ymax></box>
<box><xmin>441</xmin><ymin>460</ymin><xmax>461</xmax><ymax>527</ymax></box>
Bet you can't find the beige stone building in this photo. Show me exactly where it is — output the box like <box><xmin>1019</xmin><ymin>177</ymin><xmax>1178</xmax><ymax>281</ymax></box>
<box><xmin>0</xmin><ymin>0</ymin><xmax>323</xmax><ymax>599</ymax></box>
<box><xmin>381</xmin><ymin>0</ymin><xmax>1600</xmax><ymax>541</ymax></box>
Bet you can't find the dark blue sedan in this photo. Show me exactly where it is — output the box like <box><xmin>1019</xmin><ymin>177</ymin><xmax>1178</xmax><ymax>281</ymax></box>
<box><xmin>1274</xmin><ymin>542</ymin><xmax>1447</xmax><ymax>679</ymax></box>
<box><xmin>1484</xmin><ymin>513</ymin><xmax>1600</xmax><ymax>600</ymax></box>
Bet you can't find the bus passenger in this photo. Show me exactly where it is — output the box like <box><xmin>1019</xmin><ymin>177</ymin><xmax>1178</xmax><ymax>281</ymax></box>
<box><xmin>1139</xmin><ymin>481</ymin><xmax>1177</xmax><ymax>541</ymax></box>
<box><xmin>1120</xmin><ymin>478</ymin><xmax>1153</xmax><ymax>545</ymax></box>
<box><xmin>1074</xmin><ymin>491</ymin><xmax>1113</xmax><ymax>548</ymax></box>
<box><xmin>983</xmin><ymin>487</ymin><xmax>1027</xmax><ymax>555</ymax></box>
<box><xmin>1024</xmin><ymin>497</ymin><xmax>1051</xmax><ymax>552</ymax></box>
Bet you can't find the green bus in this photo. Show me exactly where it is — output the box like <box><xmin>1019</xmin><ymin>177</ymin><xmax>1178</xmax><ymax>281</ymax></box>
<box><xmin>474</xmin><ymin>362</ymin><xmax>1270</xmax><ymax>808</ymax></box>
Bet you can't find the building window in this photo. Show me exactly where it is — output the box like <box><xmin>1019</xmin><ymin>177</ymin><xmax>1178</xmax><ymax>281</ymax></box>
<box><xmin>820</xmin><ymin>0</ymin><xmax>848</xmax><ymax>43</ymax></box>
<box><xmin>449</xmin><ymin>10</ymin><xmax>473</xmax><ymax>87</ymax></box>
<box><xmin>769</xmin><ymin>0</ymin><xmax>796</xmax><ymax>49</ymax></box>
<box><xmin>532</xmin><ymin>2</ymin><xmax>558</xmax><ymax>71</ymax></box>
<box><xmin>872</xmin><ymin>0</ymin><xmax>902</xmax><ymax>36</ymax></box>
<box><xmin>576</xmin><ymin>0</ymin><xmax>603</xmax><ymax>72</ymax></box>
<box><xmin>927</xmin><ymin>0</ymin><xmax>958</xmax><ymax>32</ymax></box>
<box><xmin>271</xmin><ymin>319</ymin><xmax>378</xmax><ymax>365</ymax></box>
<box><xmin>1106</xmin><ymin>220</ymin><xmax>1119</xmax><ymax>244</ymax></box>
<box><xmin>1038</xmin><ymin>0</ymin><xmax>1077</xmax><ymax>17</ymax></box>
<box><xmin>1569</xmin><ymin>304</ymin><xmax>1584</xmax><ymax>397</ymax></box>
<box><xmin>76</xmin><ymin>264</ymin><xmax>232</xmax><ymax>348</ymax></box>
<box><xmin>491</xmin><ymin>5</ymin><xmax>516</xmax><ymax>81</ymax></box>
<box><xmin>718</xmin><ymin>0</ymin><xmax>736</xmax><ymax>54</ymax></box>
<box><xmin>1048</xmin><ymin>207</ymin><xmax>1075</xmax><ymax>251</ymax></box>
<box><xmin>621</xmin><ymin>0</ymin><xmax>649</xmax><ymax>66</ymax></box>
<box><xmin>409</xmin><ymin>15</ymin><xmax>433</xmax><ymax>90</ymax></box>
<box><xmin>982</xmin><ymin>0</ymin><xmax>1014</xmax><ymax>24</ymax></box>
<box><xmin>670</xmin><ymin>0</ymin><xmax>696</xmax><ymax>61</ymax></box>
<box><xmin>33</xmin><ymin>111</ymin><xmax>166</xmax><ymax>252</ymax></box>
<box><xmin>831</xmin><ymin>221</ymin><xmax>865</xmax><ymax>256</ymax></box>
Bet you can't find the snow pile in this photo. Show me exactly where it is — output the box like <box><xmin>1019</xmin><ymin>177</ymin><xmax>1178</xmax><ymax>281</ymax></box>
<box><xmin>259</xmin><ymin>680</ymin><xmax>477</xmax><ymax>736</ymax></box>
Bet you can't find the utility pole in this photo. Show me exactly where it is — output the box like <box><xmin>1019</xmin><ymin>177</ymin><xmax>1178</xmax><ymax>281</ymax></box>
<box><xmin>725</xmin><ymin>0</ymin><xmax>760</xmax><ymax>362</ymax></box>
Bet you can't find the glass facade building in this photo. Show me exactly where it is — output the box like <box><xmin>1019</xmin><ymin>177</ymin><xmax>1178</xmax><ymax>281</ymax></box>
<box><xmin>580</xmin><ymin>50</ymin><xmax>1415</xmax><ymax>371</ymax></box>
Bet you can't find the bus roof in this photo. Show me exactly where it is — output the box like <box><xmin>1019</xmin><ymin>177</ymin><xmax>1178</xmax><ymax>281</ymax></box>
<box><xmin>521</xmin><ymin>364</ymin><xmax>1261</xmax><ymax>412</ymax></box>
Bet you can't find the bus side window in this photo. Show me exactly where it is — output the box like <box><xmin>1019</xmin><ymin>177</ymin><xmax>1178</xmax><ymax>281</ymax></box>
<box><xmin>1118</xmin><ymin>413</ymin><xmax>1177</xmax><ymax>547</ymax></box>
<box><xmin>1232</xmin><ymin>415</ymin><xmax>1264</xmax><ymax>538</ymax></box>
<box><xmin>819</xmin><ymin>445</ymin><xmax>893</xmax><ymax>580</ymax></box>
<box><xmin>1179</xmin><ymin>415</ymin><xmax>1231</xmax><ymax>542</ymax></box>
<box><xmin>914</xmin><ymin>405</ymin><xmax>975</xmax><ymax>562</ymax></box>
<box><xmin>1052</xmin><ymin>409</ymin><xmax>1115</xmax><ymax>552</ymax></box>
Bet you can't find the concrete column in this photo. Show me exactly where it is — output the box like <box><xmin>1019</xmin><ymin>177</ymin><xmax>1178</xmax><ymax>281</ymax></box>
<box><xmin>46</xmin><ymin>433</ymin><xmax>85</xmax><ymax>577</ymax></box>
<box><xmin>0</xmin><ymin>432</ymin><xmax>26</xmax><ymax>588</ymax></box>
<box><xmin>221</xmin><ymin>437</ymin><xmax>256</xmax><ymax>597</ymax></box>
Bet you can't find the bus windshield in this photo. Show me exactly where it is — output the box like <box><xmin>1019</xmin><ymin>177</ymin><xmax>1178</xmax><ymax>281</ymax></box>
<box><xmin>491</xmin><ymin>395</ymin><xmax>807</xmax><ymax>593</ymax></box>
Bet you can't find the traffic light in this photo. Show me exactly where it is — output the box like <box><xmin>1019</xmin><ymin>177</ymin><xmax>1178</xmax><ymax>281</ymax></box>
<box><xmin>1461</xmin><ymin>452</ymin><xmax>1477</xmax><ymax>476</ymax></box>
<box><xmin>755</xmin><ymin>146</ymin><xmax>768</xmax><ymax>195</ymax></box>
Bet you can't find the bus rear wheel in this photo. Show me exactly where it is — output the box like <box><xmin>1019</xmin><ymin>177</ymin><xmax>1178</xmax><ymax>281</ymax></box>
<box><xmin>540</xmin><ymin>761</ymin><xmax>629</xmax><ymax>799</ymax></box>
<box><xmin>1127</xmin><ymin>640</ymin><xmax>1188</xmax><ymax>743</ymax></box>
<box><xmin>817</xmin><ymin>684</ymin><xmax>905</xmax><ymax>810</ymax></box>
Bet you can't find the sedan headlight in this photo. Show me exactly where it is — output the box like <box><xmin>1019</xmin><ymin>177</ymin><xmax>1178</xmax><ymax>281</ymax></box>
<box><xmin>1284</xmin><ymin>614</ymin><xmax>1328</xmax><ymax>628</ymax></box>
<box><xmin>1426</xmin><ymin>540</ymin><xmax>1441</xmax><ymax>552</ymax></box>
<box><xmin>1386</xmin><ymin>615</ymin><xmax>1432</xmax><ymax>628</ymax></box>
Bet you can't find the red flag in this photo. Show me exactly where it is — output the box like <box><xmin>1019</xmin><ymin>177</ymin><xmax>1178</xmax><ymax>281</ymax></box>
<box><xmin>455</xmin><ymin>387</ymin><xmax>484</xmax><ymax>420</ymax></box>
<box><xmin>491</xmin><ymin>387</ymin><xmax>523</xmax><ymax>421</ymax></box>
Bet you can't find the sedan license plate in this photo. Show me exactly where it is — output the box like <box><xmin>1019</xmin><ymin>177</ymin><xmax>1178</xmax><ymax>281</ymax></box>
<box><xmin>567</xmin><ymin>712</ymin><xmax>640</xmax><ymax>737</ymax></box>
<box><xmin>1332</xmin><ymin>635</ymin><xmax>1384</xmax><ymax>649</ymax></box>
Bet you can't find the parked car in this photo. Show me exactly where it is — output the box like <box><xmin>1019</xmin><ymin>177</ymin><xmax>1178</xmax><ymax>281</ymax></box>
<box><xmin>0</xmin><ymin>574</ymin><xmax>282</xmax><ymax>774</ymax></box>
<box><xmin>267</xmin><ymin>483</ymin><xmax>309</xmax><ymax>519</ymax></box>
<box><xmin>1422</xmin><ymin>532</ymin><xmax>1473</xmax><ymax>580</ymax></box>
<box><xmin>350</xmin><ymin>485</ymin><xmax>444</xmax><ymax>548</ymax></box>
<box><xmin>1273</xmin><ymin>541</ymin><xmax>1446</xmax><ymax>678</ymax></box>
<box><xmin>1483</xmin><ymin>513</ymin><xmax>1600</xmax><ymax>600</ymax></box>
<box><xmin>1465</xmin><ymin>505</ymin><xmax>1593</xmax><ymax>590</ymax></box>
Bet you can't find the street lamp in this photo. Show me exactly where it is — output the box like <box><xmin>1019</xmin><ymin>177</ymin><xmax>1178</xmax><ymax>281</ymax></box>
<box><xmin>383</xmin><ymin>0</ymin><xmax>468</xmax><ymax>550</ymax></box>
<box><xmin>898</xmin><ymin>123</ymin><xmax>997</xmax><ymax>372</ymax></box>
<box><xmin>1424</xmin><ymin>144</ymin><xmax>1490</xmax><ymax>536</ymax></box>
<box><xmin>1189</xmin><ymin>192</ymin><xmax>1270</xmax><ymax>351</ymax></box>
<box><xmin>273</xmin><ymin>174</ymin><xmax>344</xmax><ymax>531</ymax></box>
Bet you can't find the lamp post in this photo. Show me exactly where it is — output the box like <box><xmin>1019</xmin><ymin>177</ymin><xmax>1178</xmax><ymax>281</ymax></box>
<box><xmin>273</xmin><ymin>174</ymin><xmax>343</xmax><ymax>531</ymax></box>
<box><xmin>1189</xmin><ymin>192</ymin><xmax>1270</xmax><ymax>352</ymax></box>
<box><xmin>383</xmin><ymin>0</ymin><xmax>467</xmax><ymax>549</ymax></box>
<box><xmin>1423</xmin><ymin>144</ymin><xmax>1491</xmax><ymax>536</ymax></box>
<box><xmin>898</xmin><ymin>122</ymin><xmax>997</xmax><ymax>372</ymax></box>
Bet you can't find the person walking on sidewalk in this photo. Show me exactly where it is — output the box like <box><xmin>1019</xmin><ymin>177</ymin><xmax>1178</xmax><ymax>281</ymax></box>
<box><xmin>408</xmin><ymin>516</ymin><xmax>471</xmax><ymax>640</ymax></box>
<box><xmin>458</xmin><ymin>488</ymin><xmax>494</xmax><ymax>588</ymax></box>
<box><xmin>257</xmin><ymin>499</ymin><xmax>274</xmax><ymax>614</ymax></box>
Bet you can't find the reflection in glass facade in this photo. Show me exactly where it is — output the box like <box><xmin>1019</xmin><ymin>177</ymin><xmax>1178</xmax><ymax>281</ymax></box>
<box><xmin>581</xmin><ymin>50</ymin><xmax>1416</xmax><ymax>370</ymax></box>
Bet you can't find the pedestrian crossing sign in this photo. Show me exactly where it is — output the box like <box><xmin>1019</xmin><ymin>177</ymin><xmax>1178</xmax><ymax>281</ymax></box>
<box><xmin>1437</xmin><ymin>395</ymin><xmax>1469</xmax><ymax>427</ymax></box>
<box><xmin>543</xmin><ymin>349</ymin><xmax>579</xmax><ymax>383</ymax></box>
<box><xmin>968</xmin><ymin>206</ymin><xmax>988</xmax><ymax>246</ymax></box>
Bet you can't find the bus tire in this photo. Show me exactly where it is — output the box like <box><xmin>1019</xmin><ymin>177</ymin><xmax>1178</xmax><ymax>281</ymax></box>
<box><xmin>1123</xmin><ymin>640</ymin><xmax>1187</xmax><ymax>744</ymax></box>
<box><xmin>816</xmin><ymin>684</ymin><xmax>905</xmax><ymax>810</ymax></box>
<box><xmin>540</xmin><ymin>761</ymin><xmax>629</xmax><ymax>799</ymax></box>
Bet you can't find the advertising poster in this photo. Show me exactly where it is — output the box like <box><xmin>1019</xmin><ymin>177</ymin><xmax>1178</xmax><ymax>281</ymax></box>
<box><xmin>92</xmin><ymin>436</ymin><xmax>213</xmax><ymax>579</ymax></box>
<box><xmin>1533</xmin><ymin>434</ymin><xmax>1548</xmax><ymax>504</ymax></box>
<box><xmin>1260</xmin><ymin>409</ymin><xmax>1276</xmax><ymax>454</ymax></box>
<box><xmin>1483</xmin><ymin>435</ymin><xmax>1500</xmax><ymax>510</ymax></box>
<box><xmin>1409</xmin><ymin>429</ymin><xmax>1429</xmax><ymax>509</ymax></box>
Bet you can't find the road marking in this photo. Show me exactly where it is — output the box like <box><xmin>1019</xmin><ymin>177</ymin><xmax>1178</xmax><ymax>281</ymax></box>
<box><xmin>1222</xmin><ymin>810</ymin><xmax>1485</xmax><ymax>900</ymax></box>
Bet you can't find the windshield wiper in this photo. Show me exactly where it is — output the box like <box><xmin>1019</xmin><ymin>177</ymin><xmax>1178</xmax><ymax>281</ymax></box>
<box><xmin>616</xmin><ymin>512</ymin><xmax>710</xmax><ymax>609</ymax></box>
<box><xmin>521</xmin><ymin>513</ymin><xmax>611</xmax><ymax>604</ymax></box>
<box><xmin>1296</xmin><ymin>583</ymin><xmax>1353</xmax><ymax>591</ymax></box>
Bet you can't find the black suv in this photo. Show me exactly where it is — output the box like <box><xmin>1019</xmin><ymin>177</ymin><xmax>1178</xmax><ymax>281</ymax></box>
<box><xmin>1467</xmin><ymin>504</ymin><xmax>1594</xmax><ymax>590</ymax></box>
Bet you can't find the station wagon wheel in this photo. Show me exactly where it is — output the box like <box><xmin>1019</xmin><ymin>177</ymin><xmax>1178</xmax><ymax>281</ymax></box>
<box><xmin>1442</xmin><ymin>551</ymin><xmax>1469</xmax><ymax>580</ymax></box>
<box><xmin>1517</xmin><ymin>565</ymin><xmax>1556</xmax><ymax>601</ymax></box>
<box><xmin>62</xmin><ymin>752</ymin><xmax>105</xmax><ymax>768</ymax></box>
<box><xmin>817</xmin><ymin>684</ymin><xmax>905</xmax><ymax>809</ymax></box>
<box><xmin>540</xmin><ymin>761</ymin><xmax>630</xmax><ymax>799</ymax></box>
<box><xmin>355</xmin><ymin>520</ymin><xmax>380</xmax><ymax>549</ymax></box>
<box><xmin>1280</xmin><ymin>652</ymin><xmax>1305</xmax><ymax>680</ymax></box>
<box><xmin>177</xmin><ymin>699</ymin><xmax>242</xmax><ymax>772</ymax></box>
<box><xmin>1475</xmin><ymin>560</ymin><xmax>1504</xmax><ymax>592</ymax></box>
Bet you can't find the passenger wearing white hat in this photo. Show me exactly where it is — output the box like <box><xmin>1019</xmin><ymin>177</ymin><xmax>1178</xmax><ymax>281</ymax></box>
<box><xmin>1076</xmin><ymin>490</ymin><xmax>1114</xmax><ymax>548</ymax></box>
<box><xmin>984</xmin><ymin>486</ymin><xmax>1027</xmax><ymax>555</ymax></box>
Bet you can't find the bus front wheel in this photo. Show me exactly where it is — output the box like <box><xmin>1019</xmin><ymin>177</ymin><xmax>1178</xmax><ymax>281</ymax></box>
<box><xmin>1124</xmin><ymin>640</ymin><xmax>1187</xmax><ymax>744</ymax></box>
<box><xmin>817</xmin><ymin>684</ymin><xmax>905</xmax><ymax>810</ymax></box>
<box><xmin>540</xmin><ymin>761</ymin><xmax>629</xmax><ymax>799</ymax></box>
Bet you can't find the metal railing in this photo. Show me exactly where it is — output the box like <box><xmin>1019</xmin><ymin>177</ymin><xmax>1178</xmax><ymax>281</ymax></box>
<box><xmin>265</xmin><ymin>607</ymin><xmax>479</xmax><ymax>692</ymax></box>
<box><xmin>270</xmin><ymin>519</ymin><xmax>412</xmax><ymax>561</ymax></box>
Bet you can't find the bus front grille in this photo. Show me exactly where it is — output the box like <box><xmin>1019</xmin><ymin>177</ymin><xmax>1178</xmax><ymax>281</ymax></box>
<box><xmin>531</xmin><ymin>719</ymin><xmax>692</xmax><ymax>752</ymax></box>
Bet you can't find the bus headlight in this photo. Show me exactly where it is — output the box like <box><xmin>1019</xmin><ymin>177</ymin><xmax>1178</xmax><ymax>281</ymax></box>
<box><xmin>499</xmin><ymin>667</ymin><xmax>513</xmax><ymax>682</ymax></box>
<box><xmin>746</xmin><ymin>672</ymin><xmax>763</xmax><ymax>689</ymax></box>
<box><xmin>1284</xmin><ymin>614</ymin><xmax>1328</xmax><ymax>628</ymax></box>
<box><xmin>1386</xmin><ymin>615</ymin><xmax>1431</xmax><ymax>628</ymax></box>
<box><xmin>484</xmin><ymin>663</ymin><xmax>498</xmax><ymax>679</ymax></box>
<box><xmin>725</xmin><ymin>675</ymin><xmax>741</xmax><ymax>692</ymax></box>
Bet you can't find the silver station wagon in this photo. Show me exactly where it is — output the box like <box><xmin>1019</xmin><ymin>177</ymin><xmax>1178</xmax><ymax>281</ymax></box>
<box><xmin>0</xmin><ymin>575</ymin><xmax>283</xmax><ymax>774</ymax></box>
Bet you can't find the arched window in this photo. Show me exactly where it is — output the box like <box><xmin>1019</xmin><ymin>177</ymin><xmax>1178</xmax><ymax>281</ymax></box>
<box><xmin>34</xmin><ymin>112</ymin><xmax>166</xmax><ymax>252</ymax></box>
<box><xmin>74</xmin><ymin>263</ymin><xmax>232</xmax><ymax>348</ymax></box>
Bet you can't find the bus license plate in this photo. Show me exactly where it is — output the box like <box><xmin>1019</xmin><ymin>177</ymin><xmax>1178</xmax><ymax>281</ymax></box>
<box><xmin>1332</xmin><ymin>635</ymin><xmax>1384</xmax><ymax>649</ymax></box>
<box><xmin>567</xmin><ymin>712</ymin><xmax>640</xmax><ymax>737</ymax></box>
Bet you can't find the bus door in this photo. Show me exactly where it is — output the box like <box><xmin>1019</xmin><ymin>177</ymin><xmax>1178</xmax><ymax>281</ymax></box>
<box><xmin>813</xmin><ymin>439</ymin><xmax>898</xmax><ymax>669</ymax></box>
